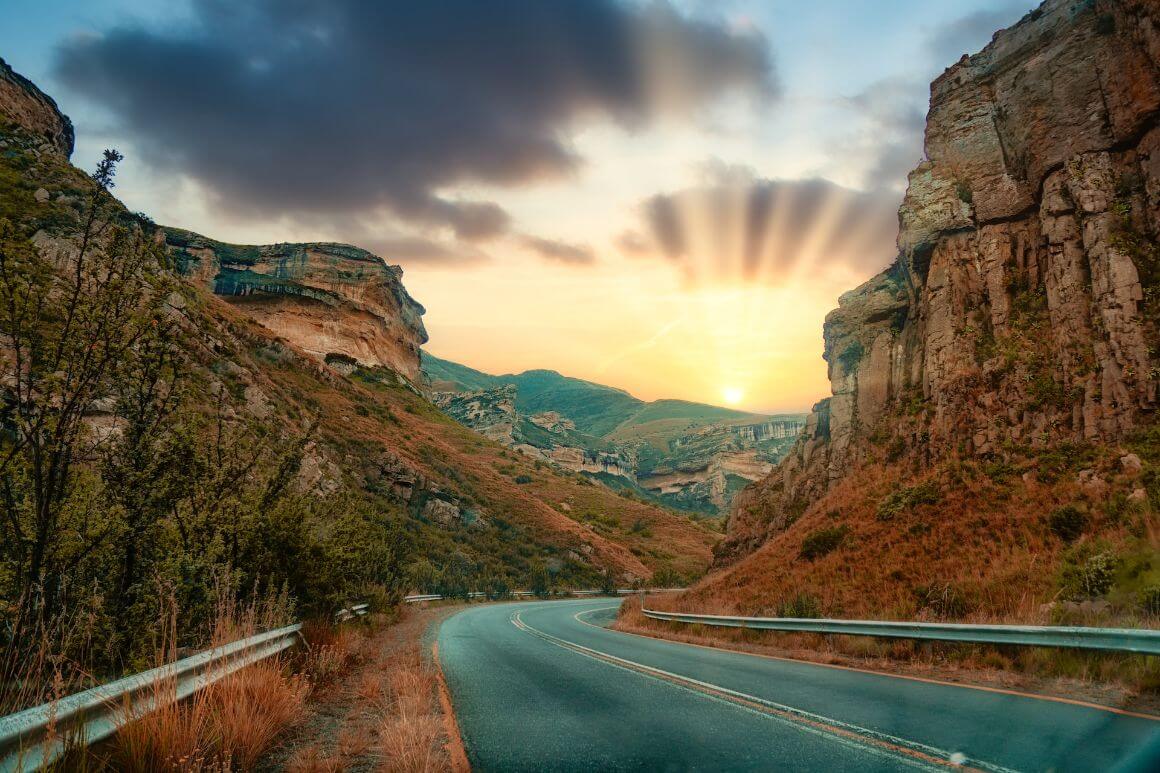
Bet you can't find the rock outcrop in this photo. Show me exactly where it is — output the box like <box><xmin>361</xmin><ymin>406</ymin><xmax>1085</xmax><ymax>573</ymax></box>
<box><xmin>167</xmin><ymin>229</ymin><xmax>428</xmax><ymax>382</ymax></box>
<box><xmin>0</xmin><ymin>56</ymin><xmax>74</xmax><ymax>156</ymax></box>
<box><xmin>722</xmin><ymin>0</ymin><xmax>1160</xmax><ymax>561</ymax></box>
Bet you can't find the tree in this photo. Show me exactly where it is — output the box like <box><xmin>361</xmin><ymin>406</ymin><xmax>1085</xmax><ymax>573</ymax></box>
<box><xmin>0</xmin><ymin>150</ymin><xmax>173</xmax><ymax>646</ymax></box>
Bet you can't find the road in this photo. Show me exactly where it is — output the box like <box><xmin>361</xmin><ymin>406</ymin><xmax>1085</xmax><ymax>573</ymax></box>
<box><xmin>436</xmin><ymin>598</ymin><xmax>1160</xmax><ymax>772</ymax></box>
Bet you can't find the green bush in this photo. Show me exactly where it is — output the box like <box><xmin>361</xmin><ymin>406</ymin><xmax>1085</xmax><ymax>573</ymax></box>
<box><xmin>799</xmin><ymin>525</ymin><xmax>849</xmax><ymax>561</ymax></box>
<box><xmin>779</xmin><ymin>593</ymin><xmax>822</xmax><ymax>618</ymax></box>
<box><xmin>1140</xmin><ymin>586</ymin><xmax>1160</xmax><ymax>616</ymax></box>
<box><xmin>514</xmin><ymin>474</ymin><xmax>533</xmax><ymax>484</ymax></box>
<box><xmin>876</xmin><ymin>480</ymin><xmax>941</xmax><ymax>521</ymax></box>
<box><xmin>1048</xmin><ymin>505</ymin><xmax>1088</xmax><ymax>542</ymax></box>
<box><xmin>1062</xmin><ymin>552</ymin><xmax>1118</xmax><ymax>599</ymax></box>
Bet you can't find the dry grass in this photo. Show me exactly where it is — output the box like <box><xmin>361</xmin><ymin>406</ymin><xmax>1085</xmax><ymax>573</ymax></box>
<box><xmin>269</xmin><ymin>608</ymin><xmax>455</xmax><ymax>773</ymax></box>
<box><xmin>376</xmin><ymin>648</ymin><xmax>445</xmax><ymax>773</ymax></box>
<box><xmin>101</xmin><ymin>588</ymin><xmax>309</xmax><ymax>771</ymax></box>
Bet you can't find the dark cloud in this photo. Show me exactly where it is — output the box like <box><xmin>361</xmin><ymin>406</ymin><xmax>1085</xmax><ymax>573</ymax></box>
<box><xmin>520</xmin><ymin>234</ymin><xmax>596</xmax><ymax>265</ymax></box>
<box><xmin>924</xmin><ymin>2</ymin><xmax>1036</xmax><ymax>63</ymax></box>
<box><xmin>635</xmin><ymin>173</ymin><xmax>899</xmax><ymax>284</ymax></box>
<box><xmin>54</xmin><ymin>0</ymin><xmax>775</xmax><ymax>239</ymax></box>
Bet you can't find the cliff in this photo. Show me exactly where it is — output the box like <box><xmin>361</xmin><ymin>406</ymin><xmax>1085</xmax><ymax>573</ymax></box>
<box><xmin>0</xmin><ymin>60</ymin><xmax>716</xmax><ymax>588</ymax></box>
<box><xmin>0</xmin><ymin>56</ymin><xmax>74</xmax><ymax>156</ymax></box>
<box><xmin>721</xmin><ymin>0</ymin><xmax>1160</xmax><ymax>563</ymax></box>
<box><xmin>166</xmin><ymin>229</ymin><xmax>428</xmax><ymax>382</ymax></box>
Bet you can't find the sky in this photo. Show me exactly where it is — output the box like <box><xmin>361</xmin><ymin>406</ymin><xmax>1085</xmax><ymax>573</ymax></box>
<box><xmin>1</xmin><ymin>0</ymin><xmax>1037</xmax><ymax>413</ymax></box>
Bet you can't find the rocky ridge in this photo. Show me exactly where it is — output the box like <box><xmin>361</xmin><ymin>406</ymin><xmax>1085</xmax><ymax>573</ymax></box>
<box><xmin>0</xmin><ymin>56</ymin><xmax>73</xmax><ymax>156</ymax></box>
<box><xmin>722</xmin><ymin>0</ymin><xmax>1160</xmax><ymax>561</ymax></box>
<box><xmin>166</xmin><ymin>229</ymin><xmax>428</xmax><ymax>382</ymax></box>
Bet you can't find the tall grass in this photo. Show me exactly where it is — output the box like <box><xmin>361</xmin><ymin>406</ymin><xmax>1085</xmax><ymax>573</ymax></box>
<box><xmin>376</xmin><ymin>648</ymin><xmax>444</xmax><ymax>773</ymax></box>
<box><xmin>106</xmin><ymin>584</ymin><xmax>308</xmax><ymax>771</ymax></box>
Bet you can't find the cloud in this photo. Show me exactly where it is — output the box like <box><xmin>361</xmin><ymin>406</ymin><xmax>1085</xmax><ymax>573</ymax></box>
<box><xmin>520</xmin><ymin>234</ymin><xmax>596</xmax><ymax>265</ymax></box>
<box><xmin>364</xmin><ymin>235</ymin><xmax>491</xmax><ymax>267</ymax></box>
<box><xmin>54</xmin><ymin>0</ymin><xmax>776</xmax><ymax>239</ymax></box>
<box><xmin>615</xmin><ymin>230</ymin><xmax>651</xmax><ymax>256</ymax></box>
<box><xmin>839</xmin><ymin>77</ymin><xmax>927</xmax><ymax>191</ymax></box>
<box><xmin>633</xmin><ymin>170</ymin><xmax>899</xmax><ymax>285</ymax></box>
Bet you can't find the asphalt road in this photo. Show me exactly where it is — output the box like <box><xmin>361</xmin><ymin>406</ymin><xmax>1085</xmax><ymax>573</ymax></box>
<box><xmin>436</xmin><ymin>598</ymin><xmax>1160</xmax><ymax>772</ymax></box>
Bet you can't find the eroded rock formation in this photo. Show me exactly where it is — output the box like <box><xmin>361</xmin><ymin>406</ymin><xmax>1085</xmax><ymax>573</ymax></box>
<box><xmin>167</xmin><ymin>230</ymin><xmax>428</xmax><ymax>382</ymax></box>
<box><xmin>722</xmin><ymin>0</ymin><xmax>1160</xmax><ymax>562</ymax></box>
<box><xmin>0</xmin><ymin>56</ymin><xmax>74</xmax><ymax>156</ymax></box>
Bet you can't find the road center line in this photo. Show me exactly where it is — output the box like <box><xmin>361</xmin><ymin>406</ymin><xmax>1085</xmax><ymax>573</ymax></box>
<box><xmin>511</xmin><ymin>607</ymin><xmax>1015</xmax><ymax>773</ymax></box>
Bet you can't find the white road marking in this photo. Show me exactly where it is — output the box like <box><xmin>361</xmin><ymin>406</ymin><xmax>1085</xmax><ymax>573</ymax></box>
<box><xmin>510</xmin><ymin>604</ymin><xmax>1021</xmax><ymax>773</ymax></box>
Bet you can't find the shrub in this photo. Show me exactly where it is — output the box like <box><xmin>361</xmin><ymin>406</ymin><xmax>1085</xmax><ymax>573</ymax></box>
<box><xmin>779</xmin><ymin>593</ymin><xmax>822</xmax><ymax>618</ymax></box>
<box><xmin>799</xmin><ymin>525</ymin><xmax>849</xmax><ymax>561</ymax></box>
<box><xmin>914</xmin><ymin>582</ymin><xmax>971</xmax><ymax>619</ymax></box>
<box><xmin>876</xmin><ymin>480</ymin><xmax>941</xmax><ymax>521</ymax></box>
<box><xmin>1048</xmin><ymin>505</ymin><xmax>1087</xmax><ymax>542</ymax></box>
<box><xmin>1062</xmin><ymin>552</ymin><xmax>1118</xmax><ymax>599</ymax></box>
<box><xmin>1140</xmin><ymin>586</ymin><xmax>1160</xmax><ymax>616</ymax></box>
<box><xmin>514</xmin><ymin>474</ymin><xmax>533</xmax><ymax>484</ymax></box>
<box><xmin>954</xmin><ymin>180</ymin><xmax>973</xmax><ymax>205</ymax></box>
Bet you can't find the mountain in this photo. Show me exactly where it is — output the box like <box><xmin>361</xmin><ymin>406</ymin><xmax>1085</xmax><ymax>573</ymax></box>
<box><xmin>686</xmin><ymin>0</ymin><xmax>1160</xmax><ymax>622</ymax></box>
<box><xmin>423</xmin><ymin>353</ymin><xmax>806</xmax><ymax>515</ymax></box>
<box><xmin>0</xmin><ymin>54</ymin><xmax>717</xmax><ymax>614</ymax></box>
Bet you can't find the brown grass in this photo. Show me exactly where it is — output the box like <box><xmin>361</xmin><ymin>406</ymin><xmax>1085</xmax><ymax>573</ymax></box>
<box><xmin>103</xmin><ymin>587</ymin><xmax>309</xmax><ymax>771</ymax></box>
<box><xmin>268</xmin><ymin>607</ymin><xmax>456</xmax><ymax>772</ymax></box>
<box><xmin>376</xmin><ymin>648</ymin><xmax>445</xmax><ymax>773</ymax></box>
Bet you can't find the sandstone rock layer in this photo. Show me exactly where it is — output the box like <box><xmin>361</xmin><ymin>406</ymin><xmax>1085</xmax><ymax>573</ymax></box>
<box><xmin>723</xmin><ymin>0</ymin><xmax>1160</xmax><ymax>561</ymax></box>
<box><xmin>167</xmin><ymin>230</ymin><xmax>428</xmax><ymax>382</ymax></box>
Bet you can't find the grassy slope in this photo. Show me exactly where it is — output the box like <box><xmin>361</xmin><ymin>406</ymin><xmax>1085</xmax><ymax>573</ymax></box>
<box><xmin>421</xmin><ymin>352</ymin><xmax>499</xmax><ymax>392</ymax></box>
<box><xmin>3</xmin><ymin>126</ymin><xmax>715</xmax><ymax>585</ymax></box>
<box><xmin>202</xmin><ymin>295</ymin><xmax>717</xmax><ymax>584</ymax></box>
<box><xmin>684</xmin><ymin>444</ymin><xmax>1159</xmax><ymax>625</ymax></box>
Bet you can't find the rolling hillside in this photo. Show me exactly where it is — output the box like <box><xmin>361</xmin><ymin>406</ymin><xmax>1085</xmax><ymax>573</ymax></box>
<box><xmin>423</xmin><ymin>353</ymin><xmax>806</xmax><ymax>514</ymax></box>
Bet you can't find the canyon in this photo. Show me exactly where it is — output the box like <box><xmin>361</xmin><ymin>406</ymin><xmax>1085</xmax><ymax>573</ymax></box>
<box><xmin>0</xmin><ymin>56</ymin><xmax>716</xmax><ymax>589</ymax></box>
<box><xmin>425</xmin><ymin>354</ymin><xmax>805</xmax><ymax>515</ymax></box>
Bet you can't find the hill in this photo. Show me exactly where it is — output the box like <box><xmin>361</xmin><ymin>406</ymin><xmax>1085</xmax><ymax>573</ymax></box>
<box><xmin>0</xmin><ymin>58</ymin><xmax>717</xmax><ymax>689</ymax></box>
<box><xmin>423</xmin><ymin>353</ymin><xmax>806</xmax><ymax>514</ymax></box>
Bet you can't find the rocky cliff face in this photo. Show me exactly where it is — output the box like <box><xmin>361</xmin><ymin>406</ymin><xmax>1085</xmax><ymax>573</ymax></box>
<box><xmin>0</xmin><ymin>57</ymin><xmax>74</xmax><ymax>156</ymax></box>
<box><xmin>166</xmin><ymin>229</ymin><xmax>428</xmax><ymax>382</ymax></box>
<box><xmin>722</xmin><ymin>0</ymin><xmax>1160</xmax><ymax>561</ymax></box>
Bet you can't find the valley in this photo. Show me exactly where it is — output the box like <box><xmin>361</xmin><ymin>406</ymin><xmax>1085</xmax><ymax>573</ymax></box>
<box><xmin>424</xmin><ymin>353</ymin><xmax>805</xmax><ymax>516</ymax></box>
<box><xmin>3</xmin><ymin>0</ymin><xmax>1160</xmax><ymax>769</ymax></box>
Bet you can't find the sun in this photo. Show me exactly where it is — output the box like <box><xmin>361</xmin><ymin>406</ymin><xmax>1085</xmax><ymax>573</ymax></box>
<box><xmin>722</xmin><ymin>386</ymin><xmax>744</xmax><ymax>406</ymax></box>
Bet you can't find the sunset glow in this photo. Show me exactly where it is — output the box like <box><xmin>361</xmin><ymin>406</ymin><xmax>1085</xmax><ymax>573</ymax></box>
<box><xmin>3</xmin><ymin>0</ymin><xmax>1038</xmax><ymax>413</ymax></box>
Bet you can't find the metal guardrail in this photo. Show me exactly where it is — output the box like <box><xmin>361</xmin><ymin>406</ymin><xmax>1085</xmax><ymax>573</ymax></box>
<box><xmin>641</xmin><ymin>608</ymin><xmax>1160</xmax><ymax>655</ymax></box>
<box><xmin>404</xmin><ymin>588</ymin><xmax>685</xmax><ymax>603</ymax></box>
<box><xmin>333</xmin><ymin>603</ymin><xmax>369</xmax><ymax>623</ymax></box>
<box><xmin>0</xmin><ymin>623</ymin><xmax>302</xmax><ymax>771</ymax></box>
<box><xmin>0</xmin><ymin>602</ymin><xmax>370</xmax><ymax>771</ymax></box>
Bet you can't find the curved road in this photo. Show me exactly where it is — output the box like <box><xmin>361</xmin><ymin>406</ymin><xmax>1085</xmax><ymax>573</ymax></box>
<box><xmin>437</xmin><ymin>598</ymin><xmax>1160</xmax><ymax>772</ymax></box>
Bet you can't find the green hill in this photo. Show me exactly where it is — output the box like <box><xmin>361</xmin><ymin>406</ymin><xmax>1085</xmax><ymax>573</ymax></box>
<box><xmin>422</xmin><ymin>353</ymin><xmax>760</xmax><ymax>439</ymax></box>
